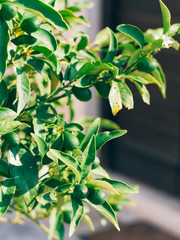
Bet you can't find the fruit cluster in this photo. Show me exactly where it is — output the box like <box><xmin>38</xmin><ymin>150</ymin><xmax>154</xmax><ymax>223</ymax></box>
<box><xmin>0</xmin><ymin>3</ymin><xmax>40</xmax><ymax>34</ymax></box>
<box><xmin>73</xmin><ymin>184</ymin><xmax>106</xmax><ymax>204</ymax></box>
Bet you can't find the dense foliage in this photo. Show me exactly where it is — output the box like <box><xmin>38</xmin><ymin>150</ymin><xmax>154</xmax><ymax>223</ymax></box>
<box><xmin>0</xmin><ymin>0</ymin><xmax>179</xmax><ymax>239</ymax></box>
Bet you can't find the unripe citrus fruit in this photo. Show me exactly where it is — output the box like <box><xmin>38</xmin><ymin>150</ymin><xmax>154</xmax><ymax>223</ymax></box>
<box><xmin>137</xmin><ymin>57</ymin><xmax>158</xmax><ymax>73</ymax></box>
<box><xmin>20</xmin><ymin>17</ymin><xmax>40</xmax><ymax>34</ymax></box>
<box><xmin>63</xmin><ymin>131</ymin><xmax>79</xmax><ymax>151</ymax></box>
<box><xmin>87</xmin><ymin>188</ymin><xmax>106</xmax><ymax>205</ymax></box>
<box><xmin>0</xmin><ymin>3</ymin><xmax>17</xmax><ymax>21</ymax></box>
<box><xmin>73</xmin><ymin>184</ymin><xmax>89</xmax><ymax>199</ymax></box>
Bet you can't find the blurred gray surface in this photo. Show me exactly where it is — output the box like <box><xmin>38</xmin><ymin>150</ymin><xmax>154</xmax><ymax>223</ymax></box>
<box><xmin>0</xmin><ymin>218</ymin><xmax>86</xmax><ymax>240</ymax></box>
<box><xmin>1</xmin><ymin>172</ymin><xmax>180</xmax><ymax>239</ymax></box>
<box><xmin>0</xmin><ymin>220</ymin><xmax>47</xmax><ymax>240</ymax></box>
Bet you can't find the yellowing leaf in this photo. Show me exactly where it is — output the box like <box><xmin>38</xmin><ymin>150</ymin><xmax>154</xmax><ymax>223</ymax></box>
<box><xmin>109</xmin><ymin>81</ymin><xmax>122</xmax><ymax>116</ymax></box>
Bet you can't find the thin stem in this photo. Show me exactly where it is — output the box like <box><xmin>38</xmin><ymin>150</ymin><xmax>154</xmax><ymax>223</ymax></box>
<box><xmin>26</xmin><ymin>83</ymin><xmax>71</xmax><ymax>114</ymax></box>
<box><xmin>48</xmin><ymin>82</ymin><xmax>70</xmax><ymax>100</ymax></box>
<box><xmin>24</xmin><ymin>104</ymin><xmax>37</xmax><ymax>112</ymax></box>
<box><xmin>49</xmin><ymin>93</ymin><xmax>67</xmax><ymax>103</ymax></box>
<box><xmin>37</xmin><ymin>222</ymin><xmax>59</xmax><ymax>240</ymax></box>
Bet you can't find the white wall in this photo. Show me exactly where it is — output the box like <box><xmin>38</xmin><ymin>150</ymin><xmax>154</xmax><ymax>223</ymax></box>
<box><xmin>74</xmin><ymin>0</ymin><xmax>102</xmax><ymax>121</ymax></box>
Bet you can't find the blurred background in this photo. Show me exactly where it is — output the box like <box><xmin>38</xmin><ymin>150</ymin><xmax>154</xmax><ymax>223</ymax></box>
<box><xmin>83</xmin><ymin>0</ymin><xmax>180</xmax><ymax>239</ymax></box>
<box><xmin>1</xmin><ymin>0</ymin><xmax>180</xmax><ymax>239</ymax></box>
<box><xmin>101</xmin><ymin>0</ymin><xmax>180</xmax><ymax>199</ymax></box>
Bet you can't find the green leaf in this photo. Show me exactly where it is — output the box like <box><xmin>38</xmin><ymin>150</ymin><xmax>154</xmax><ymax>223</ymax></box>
<box><xmin>0</xmin><ymin>159</ymin><xmax>9</xmax><ymax>178</ymax></box>
<box><xmin>79</xmin><ymin>118</ymin><xmax>100</xmax><ymax>151</ymax></box>
<box><xmin>0</xmin><ymin>121</ymin><xmax>22</xmax><ymax>135</ymax></box>
<box><xmin>0</xmin><ymin>80</ymin><xmax>9</xmax><ymax>107</ymax></box>
<box><xmin>32</xmin><ymin>46</ymin><xmax>59</xmax><ymax>73</ymax></box>
<box><xmin>78</xmin><ymin>116</ymin><xmax>120</xmax><ymax>130</ymax></box>
<box><xmin>169</xmin><ymin>24</ymin><xmax>180</xmax><ymax>36</ymax></box>
<box><xmin>96</xmin><ymin>130</ymin><xmax>127</xmax><ymax>150</ymax></box>
<box><xmin>108</xmin><ymin>81</ymin><xmax>122</xmax><ymax>116</ymax></box>
<box><xmin>69</xmin><ymin>197</ymin><xmax>84</xmax><ymax>237</ymax></box>
<box><xmin>12</xmin><ymin>35</ymin><xmax>37</xmax><ymax>46</ymax></box>
<box><xmin>65</xmin><ymin>123</ymin><xmax>83</xmax><ymax>132</ymax></box>
<box><xmin>116</xmin><ymin>24</ymin><xmax>144</xmax><ymax>48</ymax></box>
<box><xmin>17</xmin><ymin>69</ymin><xmax>30</xmax><ymax>114</ymax></box>
<box><xmin>0</xmin><ymin>17</ymin><xmax>9</xmax><ymax>81</ymax></box>
<box><xmin>46</xmin><ymin>150</ymin><xmax>58</xmax><ymax>164</ymax></box>
<box><xmin>9</xmin><ymin>149</ymin><xmax>39</xmax><ymax>207</ymax></box>
<box><xmin>82</xmin><ymin>214</ymin><xmax>95</xmax><ymax>231</ymax></box>
<box><xmin>127</xmin><ymin>49</ymin><xmax>141</xmax><ymax>67</ymax></box>
<box><xmin>86</xmin><ymin>179</ymin><xmax>119</xmax><ymax>194</ymax></box>
<box><xmin>51</xmin><ymin>134</ymin><xmax>64</xmax><ymax>151</ymax></box>
<box><xmin>48</xmin><ymin>207</ymin><xmax>58</xmax><ymax>240</ymax></box>
<box><xmin>14</xmin><ymin>0</ymin><xmax>68</xmax><ymax>31</ymax></box>
<box><xmin>48</xmin><ymin>150</ymin><xmax>81</xmax><ymax>182</ymax></box>
<box><xmin>87</xmin><ymin>200</ymin><xmax>120</xmax><ymax>231</ymax></box>
<box><xmin>134</xmin><ymin>82</ymin><xmax>150</xmax><ymax>105</ymax></box>
<box><xmin>60</xmin><ymin>9</ymin><xmax>89</xmax><ymax>26</ymax></box>
<box><xmin>75</xmin><ymin>75</ymin><xmax>93</xmax><ymax>88</ymax></box>
<box><xmin>123</xmin><ymin>71</ymin><xmax>161</xmax><ymax>86</ymax></box>
<box><xmin>81</xmin><ymin>135</ymin><xmax>96</xmax><ymax>180</ymax></box>
<box><xmin>0</xmin><ymin>179</ymin><xmax>16</xmax><ymax>217</ymax></box>
<box><xmin>159</xmin><ymin>0</ymin><xmax>171</xmax><ymax>34</ymax></box>
<box><xmin>76</xmin><ymin>35</ymin><xmax>89</xmax><ymax>51</ymax></box>
<box><xmin>45</xmin><ymin>178</ymin><xmax>65</xmax><ymax>188</ymax></box>
<box><xmin>91</xmin><ymin>166</ymin><xmax>110</xmax><ymax>179</ymax></box>
<box><xmin>103</xmin><ymin>27</ymin><xmax>118</xmax><ymax>63</ymax></box>
<box><xmin>37</xmin><ymin>191</ymin><xmax>56</xmax><ymax>206</ymax></box>
<box><xmin>31</xmin><ymin>133</ymin><xmax>48</xmax><ymax>157</ymax></box>
<box><xmin>151</xmin><ymin>39</ymin><xmax>164</xmax><ymax>50</ymax></box>
<box><xmin>98</xmin><ymin>178</ymin><xmax>139</xmax><ymax>194</ymax></box>
<box><xmin>4</xmin><ymin>132</ymin><xmax>20</xmax><ymax>147</ymax></box>
<box><xmin>50</xmin><ymin>70</ymin><xmax>59</xmax><ymax>93</ymax></box>
<box><xmin>32</xmin><ymin>28</ymin><xmax>57</xmax><ymax>52</ymax></box>
<box><xmin>122</xmin><ymin>73</ymin><xmax>147</xmax><ymax>84</ymax></box>
<box><xmin>152</xmin><ymin>65</ymin><xmax>166</xmax><ymax>98</ymax></box>
<box><xmin>56</xmin><ymin>214</ymin><xmax>64</xmax><ymax>240</ymax></box>
<box><xmin>56</xmin><ymin>184</ymin><xmax>71</xmax><ymax>194</ymax></box>
<box><xmin>0</xmin><ymin>108</ymin><xmax>17</xmax><ymax>122</ymax></box>
<box><xmin>94</xmin><ymin>28</ymin><xmax>109</xmax><ymax>47</ymax></box>
<box><xmin>32</xmin><ymin>116</ymin><xmax>46</xmax><ymax>139</ymax></box>
<box><xmin>77</xmin><ymin>61</ymin><xmax>118</xmax><ymax>79</ymax></box>
<box><xmin>27</xmin><ymin>57</ymin><xmax>44</xmax><ymax>73</ymax></box>
<box><xmin>118</xmin><ymin>81</ymin><xmax>134</xmax><ymax>109</ymax></box>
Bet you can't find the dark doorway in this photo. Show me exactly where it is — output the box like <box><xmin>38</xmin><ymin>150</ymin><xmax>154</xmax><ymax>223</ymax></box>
<box><xmin>101</xmin><ymin>0</ymin><xmax>180</xmax><ymax>197</ymax></box>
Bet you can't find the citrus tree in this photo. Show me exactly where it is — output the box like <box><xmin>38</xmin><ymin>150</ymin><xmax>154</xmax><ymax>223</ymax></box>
<box><xmin>0</xmin><ymin>0</ymin><xmax>179</xmax><ymax>239</ymax></box>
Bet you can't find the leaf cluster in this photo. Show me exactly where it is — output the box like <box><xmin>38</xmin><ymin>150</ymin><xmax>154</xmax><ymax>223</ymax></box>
<box><xmin>0</xmin><ymin>0</ymin><xmax>179</xmax><ymax>239</ymax></box>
